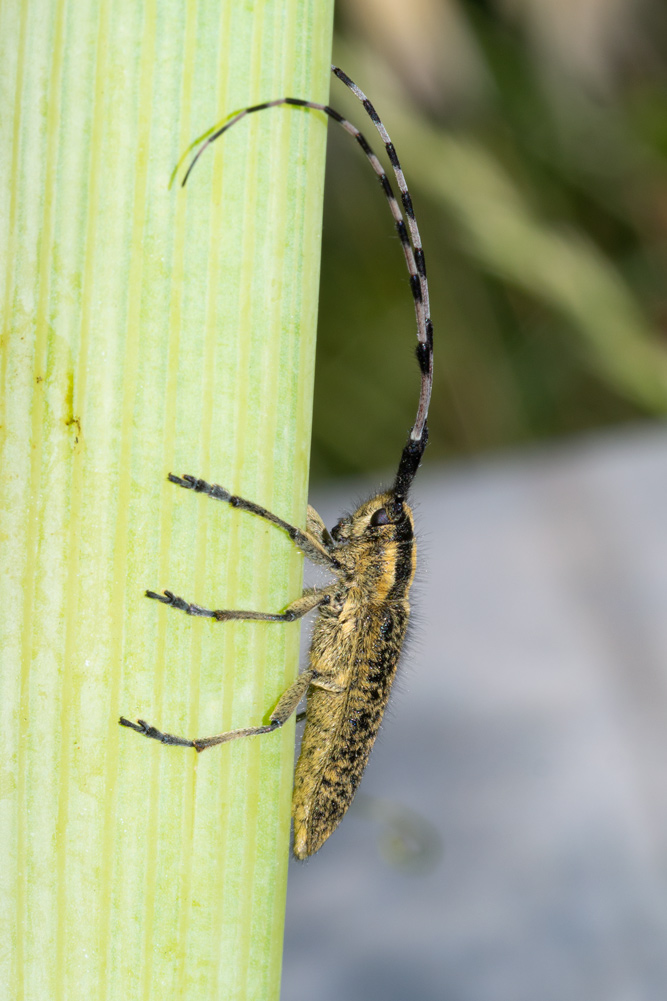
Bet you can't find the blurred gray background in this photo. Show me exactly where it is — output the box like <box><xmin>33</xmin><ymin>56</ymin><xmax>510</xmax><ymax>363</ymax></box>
<box><xmin>282</xmin><ymin>0</ymin><xmax>667</xmax><ymax>996</ymax></box>
<box><xmin>283</xmin><ymin>426</ymin><xmax>667</xmax><ymax>1000</ymax></box>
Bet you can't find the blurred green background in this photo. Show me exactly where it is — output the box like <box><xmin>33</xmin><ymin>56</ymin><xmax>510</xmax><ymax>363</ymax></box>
<box><xmin>310</xmin><ymin>0</ymin><xmax>667</xmax><ymax>480</ymax></box>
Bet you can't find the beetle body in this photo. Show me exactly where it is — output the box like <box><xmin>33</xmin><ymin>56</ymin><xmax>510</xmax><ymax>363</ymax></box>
<box><xmin>292</xmin><ymin>491</ymin><xmax>415</xmax><ymax>856</ymax></box>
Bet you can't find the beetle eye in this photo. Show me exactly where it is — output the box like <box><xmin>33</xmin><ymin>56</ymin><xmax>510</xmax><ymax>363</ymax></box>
<box><xmin>369</xmin><ymin>507</ymin><xmax>391</xmax><ymax>527</ymax></box>
<box><xmin>330</xmin><ymin>521</ymin><xmax>343</xmax><ymax>541</ymax></box>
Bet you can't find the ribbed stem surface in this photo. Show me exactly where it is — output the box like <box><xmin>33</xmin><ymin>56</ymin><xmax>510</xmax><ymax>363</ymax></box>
<box><xmin>0</xmin><ymin>2</ymin><xmax>333</xmax><ymax>998</ymax></box>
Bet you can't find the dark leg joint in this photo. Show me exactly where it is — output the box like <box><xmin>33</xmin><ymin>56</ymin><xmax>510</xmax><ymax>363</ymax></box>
<box><xmin>119</xmin><ymin>716</ymin><xmax>195</xmax><ymax>748</ymax></box>
<box><xmin>146</xmin><ymin>589</ymin><xmax>182</xmax><ymax>609</ymax></box>
<box><xmin>168</xmin><ymin>473</ymin><xmax>231</xmax><ymax>504</ymax></box>
<box><xmin>146</xmin><ymin>589</ymin><xmax>171</xmax><ymax>604</ymax></box>
<box><xmin>146</xmin><ymin>590</ymin><xmax>217</xmax><ymax>618</ymax></box>
<box><xmin>168</xmin><ymin>472</ymin><xmax>196</xmax><ymax>489</ymax></box>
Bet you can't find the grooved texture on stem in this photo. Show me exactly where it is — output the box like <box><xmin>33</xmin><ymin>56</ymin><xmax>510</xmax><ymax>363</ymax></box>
<box><xmin>0</xmin><ymin>1</ymin><xmax>334</xmax><ymax>998</ymax></box>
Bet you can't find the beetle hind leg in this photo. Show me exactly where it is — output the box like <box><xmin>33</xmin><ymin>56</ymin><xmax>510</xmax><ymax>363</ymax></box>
<box><xmin>119</xmin><ymin>668</ymin><xmax>314</xmax><ymax>752</ymax></box>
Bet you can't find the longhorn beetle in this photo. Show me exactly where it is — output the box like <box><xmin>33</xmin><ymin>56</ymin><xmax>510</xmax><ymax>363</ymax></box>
<box><xmin>120</xmin><ymin>65</ymin><xmax>433</xmax><ymax>859</ymax></box>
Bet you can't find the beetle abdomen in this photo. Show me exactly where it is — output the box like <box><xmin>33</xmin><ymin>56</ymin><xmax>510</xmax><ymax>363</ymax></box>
<box><xmin>292</xmin><ymin>603</ymin><xmax>408</xmax><ymax>858</ymax></box>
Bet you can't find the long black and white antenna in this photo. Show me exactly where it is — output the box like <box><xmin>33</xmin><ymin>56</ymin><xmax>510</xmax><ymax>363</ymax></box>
<box><xmin>182</xmin><ymin>66</ymin><xmax>433</xmax><ymax>504</ymax></box>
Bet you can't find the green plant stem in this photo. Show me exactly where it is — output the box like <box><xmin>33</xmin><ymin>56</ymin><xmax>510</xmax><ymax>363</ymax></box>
<box><xmin>0</xmin><ymin>2</ymin><xmax>333</xmax><ymax>998</ymax></box>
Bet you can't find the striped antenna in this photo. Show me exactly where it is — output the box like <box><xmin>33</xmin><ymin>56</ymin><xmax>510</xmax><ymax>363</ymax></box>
<box><xmin>181</xmin><ymin>67</ymin><xmax>433</xmax><ymax>500</ymax></box>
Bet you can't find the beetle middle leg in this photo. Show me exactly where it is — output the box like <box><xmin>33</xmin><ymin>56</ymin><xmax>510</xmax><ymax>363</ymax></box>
<box><xmin>144</xmin><ymin>585</ymin><xmax>332</xmax><ymax>622</ymax></box>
